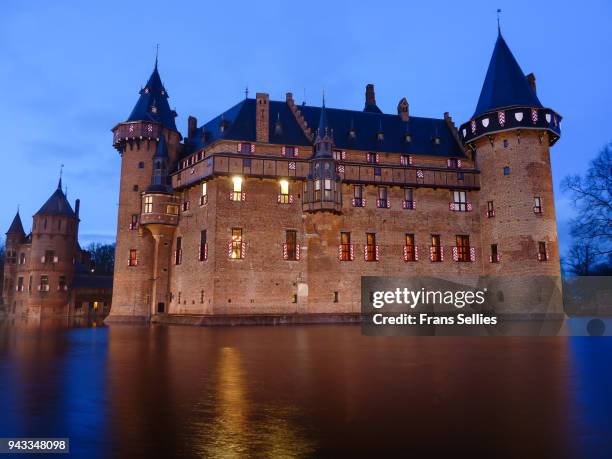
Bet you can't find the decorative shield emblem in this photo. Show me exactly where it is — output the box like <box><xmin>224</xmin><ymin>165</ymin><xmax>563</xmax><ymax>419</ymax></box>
<box><xmin>482</xmin><ymin>118</ymin><xmax>489</xmax><ymax>128</ymax></box>
<box><xmin>471</xmin><ymin>120</ymin><xmax>476</xmax><ymax>133</ymax></box>
<box><xmin>462</xmin><ymin>129</ymin><xmax>467</xmax><ymax>137</ymax></box>
<box><xmin>515</xmin><ymin>112</ymin><xmax>524</xmax><ymax>122</ymax></box>
<box><xmin>545</xmin><ymin>113</ymin><xmax>552</xmax><ymax>123</ymax></box>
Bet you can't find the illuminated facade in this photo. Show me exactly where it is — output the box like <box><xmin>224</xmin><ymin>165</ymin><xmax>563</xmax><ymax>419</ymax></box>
<box><xmin>107</xmin><ymin>31</ymin><xmax>562</xmax><ymax>323</ymax></box>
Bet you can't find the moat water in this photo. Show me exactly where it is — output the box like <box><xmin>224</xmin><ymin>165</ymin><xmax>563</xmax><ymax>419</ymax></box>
<box><xmin>0</xmin><ymin>319</ymin><xmax>611</xmax><ymax>458</ymax></box>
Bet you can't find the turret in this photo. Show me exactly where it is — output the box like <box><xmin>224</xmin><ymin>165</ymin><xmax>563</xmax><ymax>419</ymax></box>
<box><xmin>5</xmin><ymin>211</ymin><xmax>25</xmax><ymax>246</ymax></box>
<box><xmin>302</xmin><ymin>97</ymin><xmax>342</xmax><ymax>213</ymax></box>
<box><xmin>460</xmin><ymin>29</ymin><xmax>563</xmax><ymax>316</ymax></box>
<box><xmin>108</xmin><ymin>60</ymin><xmax>181</xmax><ymax>322</ymax></box>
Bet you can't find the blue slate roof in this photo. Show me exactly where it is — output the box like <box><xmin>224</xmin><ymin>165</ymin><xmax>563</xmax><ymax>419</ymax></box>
<box><xmin>127</xmin><ymin>64</ymin><xmax>177</xmax><ymax>131</ymax></box>
<box><xmin>35</xmin><ymin>179</ymin><xmax>76</xmax><ymax>217</ymax></box>
<box><xmin>6</xmin><ymin>211</ymin><xmax>25</xmax><ymax>236</ymax></box>
<box><xmin>473</xmin><ymin>32</ymin><xmax>542</xmax><ymax>118</ymax></box>
<box><xmin>184</xmin><ymin>99</ymin><xmax>464</xmax><ymax>159</ymax></box>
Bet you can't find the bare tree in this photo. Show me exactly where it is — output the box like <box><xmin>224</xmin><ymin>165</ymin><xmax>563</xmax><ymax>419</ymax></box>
<box><xmin>563</xmin><ymin>241</ymin><xmax>597</xmax><ymax>276</ymax></box>
<box><xmin>86</xmin><ymin>242</ymin><xmax>115</xmax><ymax>275</ymax></box>
<box><xmin>562</xmin><ymin>144</ymin><xmax>612</xmax><ymax>256</ymax></box>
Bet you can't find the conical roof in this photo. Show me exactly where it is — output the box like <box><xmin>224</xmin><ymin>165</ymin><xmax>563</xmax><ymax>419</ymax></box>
<box><xmin>35</xmin><ymin>180</ymin><xmax>75</xmax><ymax>217</ymax></box>
<box><xmin>473</xmin><ymin>31</ymin><xmax>543</xmax><ymax>118</ymax></box>
<box><xmin>127</xmin><ymin>63</ymin><xmax>177</xmax><ymax>131</ymax></box>
<box><xmin>6</xmin><ymin>211</ymin><xmax>25</xmax><ymax>236</ymax></box>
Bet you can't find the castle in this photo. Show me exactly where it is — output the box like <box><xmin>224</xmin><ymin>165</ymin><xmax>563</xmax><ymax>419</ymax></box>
<box><xmin>2</xmin><ymin>182</ymin><xmax>112</xmax><ymax>318</ymax></box>
<box><xmin>106</xmin><ymin>29</ymin><xmax>563</xmax><ymax>324</ymax></box>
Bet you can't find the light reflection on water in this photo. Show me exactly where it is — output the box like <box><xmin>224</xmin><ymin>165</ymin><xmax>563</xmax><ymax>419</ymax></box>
<box><xmin>0</xmin><ymin>319</ymin><xmax>611</xmax><ymax>457</ymax></box>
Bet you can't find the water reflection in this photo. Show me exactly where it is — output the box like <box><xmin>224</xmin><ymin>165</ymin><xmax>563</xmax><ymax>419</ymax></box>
<box><xmin>0</xmin><ymin>319</ymin><xmax>611</xmax><ymax>457</ymax></box>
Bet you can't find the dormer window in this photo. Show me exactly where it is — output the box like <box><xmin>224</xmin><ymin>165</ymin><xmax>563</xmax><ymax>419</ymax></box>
<box><xmin>377</xmin><ymin>131</ymin><xmax>384</xmax><ymax>141</ymax></box>
<box><xmin>349</xmin><ymin>128</ymin><xmax>356</xmax><ymax>139</ymax></box>
<box><xmin>405</xmin><ymin>134</ymin><xmax>412</xmax><ymax>143</ymax></box>
<box><xmin>150</xmin><ymin>105</ymin><xmax>158</xmax><ymax>114</ymax></box>
<box><xmin>432</xmin><ymin>136</ymin><xmax>441</xmax><ymax>145</ymax></box>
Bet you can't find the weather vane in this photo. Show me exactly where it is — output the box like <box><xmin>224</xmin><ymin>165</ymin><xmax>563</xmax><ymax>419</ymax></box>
<box><xmin>244</xmin><ymin>85</ymin><xmax>249</xmax><ymax>99</ymax></box>
<box><xmin>497</xmin><ymin>8</ymin><xmax>502</xmax><ymax>32</ymax></box>
<box><xmin>155</xmin><ymin>43</ymin><xmax>159</xmax><ymax>67</ymax></box>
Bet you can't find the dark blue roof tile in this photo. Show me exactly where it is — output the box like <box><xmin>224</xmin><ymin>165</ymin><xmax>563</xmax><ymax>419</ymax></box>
<box><xmin>184</xmin><ymin>98</ymin><xmax>464</xmax><ymax>159</ymax></box>
<box><xmin>473</xmin><ymin>32</ymin><xmax>542</xmax><ymax>118</ymax></box>
<box><xmin>127</xmin><ymin>64</ymin><xmax>177</xmax><ymax>131</ymax></box>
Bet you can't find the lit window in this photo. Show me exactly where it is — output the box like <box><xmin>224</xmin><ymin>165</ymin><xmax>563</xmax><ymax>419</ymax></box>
<box><xmin>230</xmin><ymin>228</ymin><xmax>244</xmax><ymax>259</ymax></box>
<box><xmin>284</xmin><ymin>230</ymin><xmax>298</xmax><ymax>261</ymax></box>
<box><xmin>200</xmin><ymin>182</ymin><xmax>208</xmax><ymax>205</ymax></box>
<box><xmin>430</xmin><ymin>235</ymin><xmax>442</xmax><ymax>262</ymax></box>
<box><xmin>231</xmin><ymin>176</ymin><xmax>244</xmax><ymax>201</ymax></box>
<box><xmin>365</xmin><ymin>233</ymin><xmax>377</xmax><ymax>262</ymax></box>
<box><xmin>39</xmin><ymin>275</ymin><xmax>49</xmax><ymax>291</ymax></box>
<box><xmin>455</xmin><ymin>235</ymin><xmax>471</xmax><ymax>262</ymax></box>
<box><xmin>128</xmin><ymin>249</ymin><xmax>138</xmax><ymax>266</ymax></box>
<box><xmin>144</xmin><ymin>195</ymin><xmax>153</xmax><ymax>213</ymax></box>
<box><xmin>166</xmin><ymin>205</ymin><xmax>179</xmax><ymax>215</ymax></box>
<box><xmin>367</xmin><ymin>153</ymin><xmax>378</xmax><ymax>164</ymax></box>
<box><xmin>279</xmin><ymin>180</ymin><xmax>291</xmax><ymax>204</ymax></box>
<box><xmin>130</xmin><ymin>214</ymin><xmax>138</xmax><ymax>230</ymax></box>
<box><xmin>404</xmin><ymin>234</ymin><xmax>416</xmax><ymax>262</ymax></box>
<box><xmin>339</xmin><ymin>232</ymin><xmax>352</xmax><ymax>261</ymax></box>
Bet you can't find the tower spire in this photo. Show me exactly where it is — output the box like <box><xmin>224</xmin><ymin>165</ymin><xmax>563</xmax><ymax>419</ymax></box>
<box><xmin>155</xmin><ymin>43</ymin><xmax>159</xmax><ymax>69</ymax></box>
<box><xmin>58</xmin><ymin>164</ymin><xmax>64</xmax><ymax>189</ymax></box>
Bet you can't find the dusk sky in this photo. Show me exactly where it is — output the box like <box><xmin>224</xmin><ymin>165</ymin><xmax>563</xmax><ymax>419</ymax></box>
<box><xmin>1</xmin><ymin>1</ymin><xmax>611</xmax><ymax>254</ymax></box>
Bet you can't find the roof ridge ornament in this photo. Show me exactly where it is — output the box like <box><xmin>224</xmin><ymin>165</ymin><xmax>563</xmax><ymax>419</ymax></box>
<box><xmin>497</xmin><ymin>8</ymin><xmax>502</xmax><ymax>34</ymax></box>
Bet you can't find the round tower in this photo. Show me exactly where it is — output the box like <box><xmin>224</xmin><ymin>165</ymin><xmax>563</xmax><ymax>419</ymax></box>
<box><xmin>29</xmin><ymin>179</ymin><xmax>80</xmax><ymax>316</ymax></box>
<box><xmin>107</xmin><ymin>60</ymin><xmax>181</xmax><ymax>322</ymax></box>
<box><xmin>460</xmin><ymin>30</ymin><xmax>563</xmax><ymax>317</ymax></box>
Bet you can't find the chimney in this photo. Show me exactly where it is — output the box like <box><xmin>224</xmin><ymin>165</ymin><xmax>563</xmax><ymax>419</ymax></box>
<box><xmin>256</xmin><ymin>93</ymin><xmax>270</xmax><ymax>143</ymax></box>
<box><xmin>75</xmin><ymin>199</ymin><xmax>80</xmax><ymax>219</ymax></box>
<box><xmin>397</xmin><ymin>97</ymin><xmax>409</xmax><ymax>122</ymax></box>
<box><xmin>365</xmin><ymin>84</ymin><xmax>376</xmax><ymax>107</ymax></box>
<box><xmin>526</xmin><ymin>73</ymin><xmax>537</xmax><ymax>94</ymax></box>
<box><xmin>286</xmin><ymin>92</ymin><xmax>294</xmax><ymax>106</ymax></box>
<box><xmin>188</xmin><ymin>116</ymin><xmax>197</xmax><ymax>138</ymax></box>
